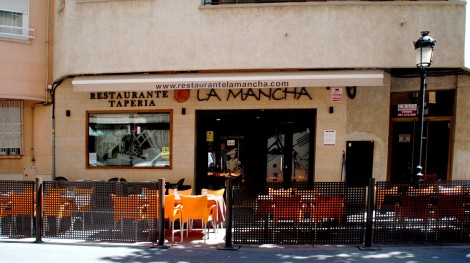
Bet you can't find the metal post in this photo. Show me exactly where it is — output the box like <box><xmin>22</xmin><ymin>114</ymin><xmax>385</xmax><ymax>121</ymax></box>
<box><xmin>359</xmin><ymin>178</ymin><xmax>379</xmax><ymax>250</ymax></box>
<box><xmin>34</xmin><ymin>178</ymin><xmax>43</xmax><ymax>243</ymax></box>
<box><xmin>414</xmin><ymin>69</ymin><xmax>426</xmax><ymax>187</ymax></box>
<box><xmin>218</xmin><ymin>177</ymin><xmax>239</xmax><ymax>250</ymax></box>
<box><xmin>151</xmin><ymin>178</ymin><xmax>168</xmax><ymax>248</ymax></box>
<box><xmin>364</xmin><ymin>178</ymin><xmax>374</xmax><ymax>247</ymax></box>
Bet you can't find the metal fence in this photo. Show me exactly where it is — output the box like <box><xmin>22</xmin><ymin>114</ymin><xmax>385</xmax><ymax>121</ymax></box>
<box><xmin>232</xmin><ymin>182</ymin><xmax>366</xmax><ymax>244</ymax></box>
<box><xmin>1</xmin><ymin>179</ymin><xmax>470</xmax><ymax>246</ymax></box>
<box><xmin>0</xmin><ymin>180</ymin><xmax>35</xmax><ymax>237</ymax></box>
<box><xmin>1</xmin><ymin>180</ymin><xmax>165</xmax><ymax>242</ymax></box>
<box><xmin>41</xmin><ymin>181</ymin><xmax>162</xmax><ymax>242</ymax></box>
<box><xmin>373</xmin><ymin>180</ymin><xmax>470</xmax><ymax>244</ymax></box>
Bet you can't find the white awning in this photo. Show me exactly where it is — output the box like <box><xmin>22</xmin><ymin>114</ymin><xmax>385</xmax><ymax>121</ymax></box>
<box><xmin>72</xmin><ymin>70</ymin><xmax>384</xmax><ymax>92</ymax></box>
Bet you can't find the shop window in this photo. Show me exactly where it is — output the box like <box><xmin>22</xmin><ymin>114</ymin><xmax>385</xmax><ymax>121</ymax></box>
<box><xmin>0</xmin><ymin>0</ymin><xmax>34</xmax><ymax>40</ymax></box>
<box><xmin>87</xmin><ymin>111</ymin><xmax>172</xmax><ymax>168</ymax></box>
<box><xmin>0</xmin><ymin>100</ymin><xmax>23</xmax><ymax>156</ymax></box>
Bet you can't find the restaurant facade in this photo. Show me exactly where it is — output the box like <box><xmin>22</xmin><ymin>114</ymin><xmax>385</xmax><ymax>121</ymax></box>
<box><xmin>29</xmin><ymin>0</ymin><xmax>470</xmax><ymax>193</ymax></box>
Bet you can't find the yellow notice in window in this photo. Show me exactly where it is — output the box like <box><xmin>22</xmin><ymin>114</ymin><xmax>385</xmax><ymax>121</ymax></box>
<box><xmin>206</xmin><ymin>131</ymin><xmax>214</xmax><ymax>142</ymax></box>
<box><xmin>162</xmin><ymin>147</ymin><xmax>170</xmax><ymax>158</ymax></box>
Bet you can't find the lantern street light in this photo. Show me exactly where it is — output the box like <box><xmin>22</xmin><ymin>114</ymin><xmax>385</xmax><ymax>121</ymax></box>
<box><xmin>413</xmin><ymin>31</ymin><xmax>436</xmax><ymax>185</ymax></box>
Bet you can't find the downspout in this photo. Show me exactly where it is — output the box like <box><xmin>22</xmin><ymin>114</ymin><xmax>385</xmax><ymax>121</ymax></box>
<box><xmin>29</xmin><ymin>0</ymin><xmax>53</xmax><ymax>180</ymax></box>
<box><xmin>45</xmin><ymin>0</ymin><xmax>50</xmax><ymax>102</ymax></box>
<box><xmin>50</xmin><ymin>81</ymin><xmax>63</xmax><ymax>180</ymax></box>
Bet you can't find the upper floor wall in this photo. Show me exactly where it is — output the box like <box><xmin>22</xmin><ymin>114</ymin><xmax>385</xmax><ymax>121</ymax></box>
<box><xmin>0</xmin><ymin>0</ymin><xmax>53</xmax><ymax>102</ymax></box>
<box><xmin>53</xmin><ymin>0</ymin><xmax>465</xmax><ymax>80</ymax></box>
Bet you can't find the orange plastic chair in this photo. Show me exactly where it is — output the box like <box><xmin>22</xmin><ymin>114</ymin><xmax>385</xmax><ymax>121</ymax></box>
<box><xmin>180</xmin><ymin>195</ymin><xmax>216</xmax><ymax>242</ymax></box>
<box><xmin>0</xmin><ymin>195</ymin><xmax>10</xmax><ymax>218</ymax></box>
<box><xmin>169</xmin><ymin>189</ymin><xmax>192</xmax><ymax>196</ymax></box>
<box><xmin>42</xmin><ymin>193</ymin><xmax>74</xmax><ymax>232</ymax></box>
<box><xmin>434</xmin><ymin>193</ymin><xmax>466</xmax><ymax>221</ymax></box>
<box><xmin>47</xmin><ymin>188</ymin><xmax>67</xmax><ymax>195</ymax></box>
<box><xmin>272</xmin><ymin>195</ymin><xmax>304</xmax><ymax>222</ymax></box>
<box><xmin>163</xmin><ymin>194</ymin><xmax>183</xmax><ymax>242</ymax></box>
<box><xmin>111</xmin><ymin>195</ymin><xmax>140</xmax><ymax>222</ymax></box>
<box><xmin>313</xmin><ymin>195</ymin><xmax>346</xmax><ymax>222</ymax></box>
<box><xmin>9</xmin><ymin>193</ymin><xmax>35</xmax><ymax>217</ymax></box>
<box><xmin>138</xmin><ymin>194</ymin><xmax>182</xmax><ymax>242</ymax></box>
<box><xmin>205</xmin><ymin>188</ymin><xmax>226</xmax><ymax>229</ymax></box>
<box><xmin>111</xmin><ymin>194</ymin><xmax>140</xmax><ymax>239</ymax></box>
<box><xmin>142</xmin><ymin>188</ymin><xmax>159</xmax><ymax>197</ymax></box>
<box><xmin>255</xmin><ymin>197</ymin><xmax>273</xmax><ymax>221</ymax></box>
<box><xmin>5</xmin><ymin>193</ymin><xmax>35</xmax><ymax>235</ymax></box>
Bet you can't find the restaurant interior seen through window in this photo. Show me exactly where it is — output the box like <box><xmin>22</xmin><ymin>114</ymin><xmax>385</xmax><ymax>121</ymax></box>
<box><xmin>87</xmin><ymin>111</ymin><xmax>172</xmax><ymax>168</ymax></box>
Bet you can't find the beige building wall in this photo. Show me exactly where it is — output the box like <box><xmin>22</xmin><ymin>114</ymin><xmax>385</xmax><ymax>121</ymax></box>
<box><xmin>454</xmin><ymin>75</ymin><xmax>470</xmax><ymax>180</ymax></box>
<box><xmin>51</xmin><ymin>0</ymin><xmax>468</xmax><ymax>185</ymax></box>
<box><xmin>53</xmin><ymin>1</ymin><xmax>465</xmax><ymax>79</ymax></box>
<box><xmin>345</xmin><ymin>74</ymin><xmax>391</xmax><ymax>183</ymax></box>
<box><xmin>55</xmin><ymin>79</ymin><xmax>354</xmax><ymax>187</ymax></box>
<box><xmin>0</xmin><ymin>0</ymin><xmax>54</xmax><ymax>180</ymax></box>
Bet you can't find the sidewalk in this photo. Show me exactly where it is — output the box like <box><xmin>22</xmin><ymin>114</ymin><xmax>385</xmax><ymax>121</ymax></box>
<box><xmin>1</xmin><ymin>229</ymin><xmax>470</xmax><ymax>263</ymax></box>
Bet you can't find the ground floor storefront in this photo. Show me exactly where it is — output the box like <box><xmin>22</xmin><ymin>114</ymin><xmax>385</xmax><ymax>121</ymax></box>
<box><xmin>46</xmin><ymin>70</ymin><xmax>470</xmax><ymax>193</ymax></box>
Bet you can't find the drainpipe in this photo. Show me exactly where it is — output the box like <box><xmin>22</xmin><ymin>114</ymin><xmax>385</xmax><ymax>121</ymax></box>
<box><xmin>50</xmin><ymin>81</ymin><xmax>61</xmax><ymax>180</ymax></box>
<box><xmin>45</xmin><ymin>0</ymin><xmax>51</xmax><ymax>103</ymax></box>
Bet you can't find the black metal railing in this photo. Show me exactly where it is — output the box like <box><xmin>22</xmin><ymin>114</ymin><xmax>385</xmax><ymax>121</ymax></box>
<box><xmin>40</xmin><ymin>180</ymin><xmax>163</xmax><ymax>242</ymax></box>
<box><xmin>232</xmin><ymin>182</ymin><xmax>366</xmax><ymax>244</ymax></box>
<box><xmin>1</xmin><ymin>178</ymin><xmax>470</xmax><ymax>246</ymax></box>
<box><xmin>0</xmin><ymin>180</ymin><xmax>36</xmax><ymax>238</ymax></box>
<box><xmin>373</xmin><ymin>180</ymin><xmax>470</xmax><ymax>244</ymax></box>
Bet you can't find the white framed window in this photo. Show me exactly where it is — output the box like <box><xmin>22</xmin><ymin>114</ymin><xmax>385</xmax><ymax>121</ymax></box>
<box><xmin>0</xmin><ymin>100</ymin><xmax>24</xmax><ymax>156</ymax></box>
<box><xmin>0</xmin><ymin>0</ymin><xmax>34</xmax><ymax>40</ymax></box>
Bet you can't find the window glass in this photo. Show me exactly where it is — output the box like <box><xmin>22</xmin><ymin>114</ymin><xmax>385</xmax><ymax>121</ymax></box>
<box><xmin>87</xmin><ymin>111</ymin><xmax>171</xmax><ymax>168</ymax></box>
<box><xmin>0</xmin><ymin>0</ymin><xmax>30</xmax><ymax>40</ymax></box>
<box><xmin>0</xmin><ymin>100</ymin><xmax>23</xmax><ymax>156</ymax></box>
<box><xmin>390</xmin><ymin>90</ymin><xmax>455</xmax><ymax>118</ymax></box>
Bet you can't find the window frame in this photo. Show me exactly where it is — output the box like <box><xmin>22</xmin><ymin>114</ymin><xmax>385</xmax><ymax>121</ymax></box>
<box><xmin>0</xmin><ymin>0</ymin><xmax>34</xmax><ymax>41</ymax></box>
<box><xmin>86</xmin><ymin>109</ymin><xmax>173</xmax><ymax>169</ymax></box>
<box><xmin>0</xmin><ymin>100</ymin><xmax>24</xmax><ymax>157</ymax></box>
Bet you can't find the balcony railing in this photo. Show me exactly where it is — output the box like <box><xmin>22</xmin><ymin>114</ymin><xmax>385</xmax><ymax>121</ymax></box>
<box><xmin>0</xmin><ymin>25</ymin><xmax>35</xmax><ymax>41</ymax></box>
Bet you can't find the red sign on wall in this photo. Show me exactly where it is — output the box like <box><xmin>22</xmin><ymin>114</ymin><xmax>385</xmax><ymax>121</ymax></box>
<box><xmin>397</xmin><ymin>104</ymin><xmax>417</xmax><ymax>117</ymax></box>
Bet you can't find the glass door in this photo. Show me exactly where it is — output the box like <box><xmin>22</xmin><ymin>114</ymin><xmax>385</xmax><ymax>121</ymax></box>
<box><xmin>266</xmin><ymin>128</ymin><xmax>310</xmax><ymax>184</ymax></box>
<box><xmin>267</xmin><ymin>131</ymin><xmax>287</xmax><ymax>182</ymax></box>
<box><xmin>390</xmin><ymin>119</ymin><xmax>451</xmax><ymax>182</ymax></box>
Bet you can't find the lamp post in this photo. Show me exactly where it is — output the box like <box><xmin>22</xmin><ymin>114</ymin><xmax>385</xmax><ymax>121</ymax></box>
<box><xmin>413</xmin><ymin>31</ymin><xmax>436</xmax><ymax>185</ymax></box>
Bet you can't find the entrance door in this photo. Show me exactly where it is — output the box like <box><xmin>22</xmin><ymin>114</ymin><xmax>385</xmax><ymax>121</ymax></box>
<box><xmin>266</xmin><ymin>128</ymin><xmax>311</xmax><ymax>185</ymax></box>
<box><xmin>390</xmin><ymin>119</ymin><xmax>451</xmax><ymax>182</ymax></box>
<box><xmin>345</xmin><ymin>141</ymin><xmax>374</xmax><ymax>187</ymax></box>
<box><xmin>195</xmin><ymin>109</ymin><xmax>315</xmax><ymax>194</ymax></box>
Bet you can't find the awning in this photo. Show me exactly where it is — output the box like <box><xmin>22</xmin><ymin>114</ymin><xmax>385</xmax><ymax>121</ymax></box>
<box><xmin>72</xmin><ymin>70</ymin><xmax>384</xmax><ymax>92</ymax></box>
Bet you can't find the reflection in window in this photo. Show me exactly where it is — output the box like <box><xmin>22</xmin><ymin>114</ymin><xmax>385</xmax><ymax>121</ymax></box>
<box><xmin>88</xmin><ymin>111</ymin><xmax>171</xmax><ymax>168</ymax></box>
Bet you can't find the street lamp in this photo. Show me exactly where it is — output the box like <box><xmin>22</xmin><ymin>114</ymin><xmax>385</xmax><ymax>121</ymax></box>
<box><xmin>413</xmin><ymin>31</ymin><xmax>436</xmax><ymax>185</ymax></box>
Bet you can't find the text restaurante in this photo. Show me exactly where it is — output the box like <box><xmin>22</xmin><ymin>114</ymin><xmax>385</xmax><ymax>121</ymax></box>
<box><xmin>89</xmin><ymin>91</ymin><xmax>168</xmax><ymax>107</ymax></box>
